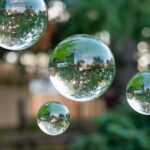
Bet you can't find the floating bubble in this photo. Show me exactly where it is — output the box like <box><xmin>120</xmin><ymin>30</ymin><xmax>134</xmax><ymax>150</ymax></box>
<box><xmin>0</xmin><ymin>0</ymin><xmax>48</xmax><ymax>50</ymax></box>
<box><xmin>126</xmin><ymin>71</ymin><xmax>150</xmax><ymax>115</ymax></box>
<box><xmin>49</xmin><ymin>34</ymin><xmax>116</xmax><ymax>101</ymax></box>
<box><xmin>37</xmin><ymin>101</ymin><xmax>71</xmax><ymax>136</ymax></box>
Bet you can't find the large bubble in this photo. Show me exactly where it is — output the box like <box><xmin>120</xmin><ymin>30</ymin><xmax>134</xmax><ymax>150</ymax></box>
<box><xmin>0</xmin><ymin>0</ymin><xmax>48</xmax><ymax>50</ymax></box>
<box><xmin>37</xmin><ymin>101</ymin><xmax>71</xmax><ymax>136</ymax></box>
<box><xmin>49</xmin><ymin>34</ymin><xmax>116</xmax><ymax>101</ymax></box>
<box><xmin>126</xmin><ymin>71</ymin><xmax>150</xmax><ymax>115</ymax></box>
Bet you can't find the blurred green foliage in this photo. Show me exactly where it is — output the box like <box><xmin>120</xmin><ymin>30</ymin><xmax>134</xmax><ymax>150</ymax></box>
<box><xmin>70</xmin><ymin>106</ymin><xmax>150</xmax><ymax>150</ymax></box>
<box><xmin>51</xmin><ymin>0</ymin><xmax>150</xmax><ymax>48</ymax></box>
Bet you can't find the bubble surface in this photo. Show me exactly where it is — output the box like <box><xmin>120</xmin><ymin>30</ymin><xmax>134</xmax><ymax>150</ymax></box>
<box><xmin>49</xmin><ymin>34</ymin><xmax>116</xmax><ymax>101</ymax></box>
<box><xmin>0</xmin><ymin>0</ymin><xmax>48</xmax><ymax>50</ymax></box>
<box><xmin>126</xmin><ymin>71</ymin><xmax>150</xmax><ymax>115</ymax></box>
<box><xmin>37</xmin><ymin>101</ymin><xmax>71</xmax><ymax>136</ymax></box>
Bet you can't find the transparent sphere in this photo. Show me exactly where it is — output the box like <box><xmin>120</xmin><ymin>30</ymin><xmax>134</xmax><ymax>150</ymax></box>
<box><xmin>49</xmin><ymin>34</ymin><xmax>116</xmax><ymax>101</ymax></box>
<box><xmin>37</xmin><ymin>101</ymin><xmax>71</xmax><ymax>136</ymax></box>
<box><xmin>0</xmin><ymin>0</ymin><xmax>48</xmax><ymax>50</ymax></box>
<box><xmin>126</xmin><ymin>71</ymin><xmax>150</xmax><ymax>115</ymax></box>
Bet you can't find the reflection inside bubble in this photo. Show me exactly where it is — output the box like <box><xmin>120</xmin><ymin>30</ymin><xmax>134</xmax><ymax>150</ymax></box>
<box><xmin>0</xmin><ymin>0</ymin><xmax>48</xmax><ymax>50</ymax></box>
<box><xmin>49</xmin><ymin>34</ymin><xmax>116</xmax><ymax>101</ymax></box>
<box><xmin>126</xmin><ymin>71</ymin><xmax>150</xmax><ymax>115</ymax></box>
<box><xmin>37</xmin><ymin>101</ymin><xmax>71</xmax><ymax>136</ymax></box>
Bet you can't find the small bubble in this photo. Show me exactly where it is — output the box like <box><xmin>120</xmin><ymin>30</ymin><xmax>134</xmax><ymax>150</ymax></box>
<box><xmin>126</xmin><ymin>71</ymin><xmax>150</xmax><ymax>115</ymax></box>
<box><xmin>37</xmin><ymin>101</ymin><xmax>71</xmax><ymax>136</ymax></box>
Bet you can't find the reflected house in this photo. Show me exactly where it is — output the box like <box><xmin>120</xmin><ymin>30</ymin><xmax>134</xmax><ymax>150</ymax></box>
<box><xmin>49</xmin><ymin>67</ymin><xmax>57</xmax><ymax>76</ymax></box>
<box><xmin>50</xmin><ymin>115</ymin><xmax>58</xmax><ymax>123</ymax></box>
<box><xmin>49</xmin><ymin>114</ymin><xmax>65</xmax><ymax>126</ymax></box>
<box><xmin>127</xmin><ymin>93</ymin><xmax>133</xmax><ymax>99</ymax></box>
<box><xmin>145</xmin><ymin>88</ymin><xmax>150</xmax><ymax>94</ymax></box>
<box><xmin>77</xmin><ymin>60</ymin><xmax>88</xmax><ymax>71</ymax></box>
<box><xmin>59</xmin><ymin>113</ymin><xmax>65</xmax><ymax>118</ymax></box>
<box><xmin>93</xmin><ymin>56</ymin><xmax>105</xmax><ymax>68</ymax></box>
<box><xmin>106</xmin><ymin>58</ymin><xmax>115</xmax><ymax>67</ymax></box>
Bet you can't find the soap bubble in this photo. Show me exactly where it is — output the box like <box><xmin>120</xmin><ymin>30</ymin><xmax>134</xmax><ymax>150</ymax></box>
<box><xmin>0</xmin><ymin>0</ymin><xmax>48</xmax><ymax>50</ymax></box>
<box><xmin>49</xmin><ymin>34</ymin><xmax>116</xmax><ymax>101</ymax></box>
<box><xmin>37</xmin><ymin>101</ymin><xmax>71</xmax><ymax>136</ymax></box>
<box><xmin>126</xmin><ymin>71</ymin><xmax>150</xmax><ymax>115</ymax></box>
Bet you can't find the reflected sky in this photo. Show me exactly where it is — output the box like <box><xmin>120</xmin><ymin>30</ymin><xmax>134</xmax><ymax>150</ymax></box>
<box><xmin>142</xmin><ymin>71</ymin><xmax>150</xmax><ymax>90</ymax></box>
<box><xmin>43</xmin><ymin>102</ymin><xmax>69</xmax><ymax>118</ymax></box>
<box><xmin>6</xmin><ymin>0</ymin><xmax>46</xmax><ymax>13</ymax></box>
<box><xmin>73</xmin><ymin>35</ymin><xmax>113</xmax><ymax>64</ymax></box>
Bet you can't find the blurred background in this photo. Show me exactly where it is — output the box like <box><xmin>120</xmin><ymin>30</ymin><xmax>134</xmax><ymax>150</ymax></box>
<box><xmin>0</xmin><ymin>0</ymin><xmax>150</xmax><ymax>149</ymax></box>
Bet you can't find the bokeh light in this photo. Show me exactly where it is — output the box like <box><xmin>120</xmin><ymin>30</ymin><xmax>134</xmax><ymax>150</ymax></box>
<box><xmin>48</xmin><ymin>0</ymin><xmax>70</xmax><ymax>22</ymax></box>
<box><xmin>137</xmin><ymin>41</ymin><xmax>150</xmax><ymax>71</ymax></box>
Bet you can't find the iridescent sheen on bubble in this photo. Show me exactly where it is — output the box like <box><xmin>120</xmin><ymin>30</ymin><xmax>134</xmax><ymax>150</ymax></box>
<box><xmin>126</xmin><ymin>71</ymin><xmax>150</xmax><ymax>115</ymax></box>
<box><xmin>0</xmin><ymin>0</ymin><xmax>48</xmax><ymax>50</ymax></box>
<box><xmin>49</xmin><ymin>34</ymin><xmax>116</xmax><ymax>101</ymax></box>
<box><xmin>37</xmin><ymin>101</ymin><xmax>71</xmax><ymax>136</ymax></box>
